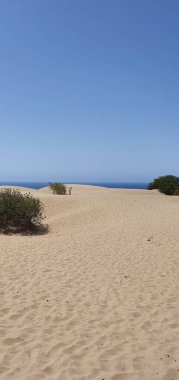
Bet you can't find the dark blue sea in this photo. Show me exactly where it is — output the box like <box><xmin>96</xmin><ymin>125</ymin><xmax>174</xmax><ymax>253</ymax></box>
<box><xmin>0</xmin><ymin>182</ymin><xmax>148</xmax><ymax>190</ymax></box>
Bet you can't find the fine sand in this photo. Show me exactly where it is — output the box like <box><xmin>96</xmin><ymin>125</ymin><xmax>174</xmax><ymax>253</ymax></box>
<box><xmin>0</xmin><ymin>185</ymin><xmax>179</xmax><ymax>380</ymax></box>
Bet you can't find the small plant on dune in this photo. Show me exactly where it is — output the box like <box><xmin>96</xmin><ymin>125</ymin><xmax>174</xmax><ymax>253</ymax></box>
<box><xmin>49</xmin><ymin>182</ymin><xmax>67</xmax><ymax>195</ymax></box>
<box><xmin>0</xmin><ymin>188</ymin><xmax>44</xmax><ymax>233</ymax></box>
<box><xmin>148</xmin><ymin>175</ymin><xmax>179</xmax><ymax>195</ymax></box>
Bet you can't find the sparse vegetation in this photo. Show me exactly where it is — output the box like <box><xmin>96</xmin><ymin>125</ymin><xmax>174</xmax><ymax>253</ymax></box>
<box><xmin>0</xmin><ymin>188</ymin><xmax>44</xmax><ymax>233</ymax></box>
<box><xmin>174</xmin><ymin>188</ymin><xmax>179</xmax><ymax>196</ymax></box>
<box><xmin>49</xmin><ymin>182</ymin><xmax>67</xmax><ymax>195</ymax></box>
<box><xmin>148</xmin><ymin>175</ymin><xmax>179</xmax><ymax>195</ymax></box>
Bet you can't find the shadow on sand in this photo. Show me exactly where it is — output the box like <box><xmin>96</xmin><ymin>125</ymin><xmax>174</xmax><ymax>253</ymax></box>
<box><xmin>0</xmin><ymin>223</ymin><xmax>49</xmax><ymax>236</ymax></box>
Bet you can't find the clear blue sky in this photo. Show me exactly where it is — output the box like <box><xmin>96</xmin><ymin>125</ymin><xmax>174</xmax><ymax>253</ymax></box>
<box><xmin>0</xmin><ymin>0</ymin><xmax>178</xmax><ymax>182</ymax></box>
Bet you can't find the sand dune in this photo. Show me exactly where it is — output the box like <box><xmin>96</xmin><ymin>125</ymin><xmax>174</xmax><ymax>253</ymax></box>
<box><xmin>0</xmin><ymin>185</ymin><xmax>179</xmax><ymax>380</ymax></box>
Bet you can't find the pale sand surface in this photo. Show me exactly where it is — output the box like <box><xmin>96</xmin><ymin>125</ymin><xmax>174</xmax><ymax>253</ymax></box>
<box><xmin>0</xmin><ymin>185</ymin><xmax>179</xmax><ymax>380</ymax></box>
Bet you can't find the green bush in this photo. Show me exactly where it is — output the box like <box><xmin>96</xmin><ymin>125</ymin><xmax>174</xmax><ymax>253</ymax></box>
<box><xmin>0</xmin><ymin>188</ymin><xmax>44</xmax><ymax>233</ymax></box>
<box><xmin>49</xmin><ymin>182</ymin><xmax>67</xmax><ymax>195</ymax></box>
<box><xmin>148</xmin><ymin>175</ymin><xmax>179</xmax><ymax>195</ymax></box>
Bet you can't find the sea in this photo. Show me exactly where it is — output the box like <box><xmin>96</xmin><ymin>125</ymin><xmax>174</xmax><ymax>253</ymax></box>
<box><xmin>0</xmin><ymin>182</ymin><xmax>148</xmax><ymax>190</ymax></box>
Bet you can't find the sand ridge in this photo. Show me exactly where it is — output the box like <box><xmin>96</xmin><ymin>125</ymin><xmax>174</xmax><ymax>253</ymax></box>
<box><xmin>0</xmin><ymin>185</ymin><xmax>179</xmax><ymax>380</ymax></box>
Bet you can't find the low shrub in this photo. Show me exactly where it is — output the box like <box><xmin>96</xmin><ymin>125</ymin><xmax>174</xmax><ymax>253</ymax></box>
<box><xmin>49</xmin><ymin>182</ymin><xmax>67</xmax><ymax>195</ymax></box>
<box><xmin>148</xmin><ymin>175</ymin><xmax>179</xmax><ymax>195</ymax></box>
<box><xmin>0</xmin><ymin>188</ymin><xmax>44</xmax><ymax>233</ymax></box>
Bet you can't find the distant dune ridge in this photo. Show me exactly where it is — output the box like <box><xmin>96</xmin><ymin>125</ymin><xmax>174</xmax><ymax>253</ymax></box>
<box><xmin>0</xmin><ymin>184</ymin><xmax>179</xmax><ymax>380</ymax></box>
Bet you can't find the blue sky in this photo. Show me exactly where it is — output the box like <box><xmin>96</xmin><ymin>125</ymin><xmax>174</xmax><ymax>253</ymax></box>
<box><xmin>0</xmin><ymin>0</ymin><xmax>178</xmax><ymax>182</ymax></box>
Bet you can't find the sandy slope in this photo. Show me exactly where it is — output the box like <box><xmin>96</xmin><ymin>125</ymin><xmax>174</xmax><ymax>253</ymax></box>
<box><xmin>0</xmin><ymin>185</ymin><xmax>179</xmax><ymax>380</ymax></box>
